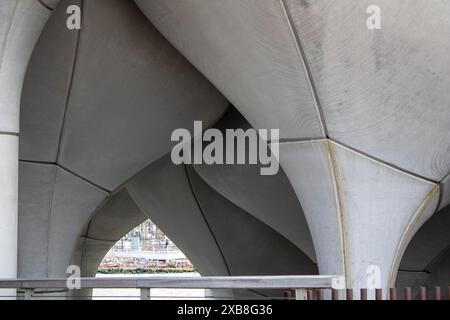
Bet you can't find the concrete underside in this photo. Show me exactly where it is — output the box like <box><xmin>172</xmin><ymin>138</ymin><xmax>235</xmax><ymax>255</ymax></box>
<box><xmin>0</xmin><ymin>0</ymin><xmax>448</xmax><ymax>299</ymax></box>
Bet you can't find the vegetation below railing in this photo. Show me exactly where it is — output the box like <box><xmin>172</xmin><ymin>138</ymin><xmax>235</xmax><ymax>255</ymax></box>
<box><xmin>97</xmin><ymin>268</ymin><xmax>197</xmax><ymax>274</ymax></box>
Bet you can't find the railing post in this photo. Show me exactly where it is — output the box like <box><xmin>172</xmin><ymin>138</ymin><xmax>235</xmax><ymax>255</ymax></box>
<box><xmin>346</xmin><ymin>288</ymin><xmax>353</xmax><ymax>300</ymax></box>
<box><xmin>140</xmin><ymin>288</ymin><xmax>151</xmax><ymax>300</ymax></box>
<box><xmin>375</xmin><ymin>288</ymin><xmax>383</xmax><ymax>300</ymax></box>
<box><xmin>389</xmin><ymin>288</ymin><xmax>397</xmax><ymax>300</ymax></box>
<box><xmin>360</xmin><ymin>288</ymin><xmax>368</xmax><ymax>300</ymax></box>
<box><xmin>295</xmin><ymin>289</ymin><xmax>307</xmax><ymax>300</ymax></box>
<box><xmin>405</xmin><ymin>287</ymin><xmax>412</xmax><ymax>300</ymax></box>
<box><xmin>317</xmin><ymin>289</ymin><xmax>325</xmax><ymax>300</ymax></box>
<box><xmin>434</xmin><ymin>287</ymin><xmax>441</xmax><ymax>301</ymax></box>
<box><xmin>419</xmin><ymin>287</ymin><xmax>427</xmax><ymax>300</ymax></box>
<box><xmin>331</xmin><ymin>288</ymin><xmax>339</xmax><ymax>300</ymax></box>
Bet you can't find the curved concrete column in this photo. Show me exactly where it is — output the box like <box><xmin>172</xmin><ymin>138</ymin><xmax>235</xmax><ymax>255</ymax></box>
<box><xmin>128</xmin><ymin>154</ymin><xmax>317</xmax><ymax>298</ymax></box>
<box><xmin>71</xmin><ymin>189</ymin><xmax>147</xmax><ymax>278</ymax></box>
<box><xmin>18</xmin><ymin>0</ymin><xmax>227</xmax><ymax>282</ymax></box>
<box><xmin>185</xmin><ymin>165</ymin><xmax>317</xmax><ymax>298</ymax></box>
<box><xmin>18</xmin><ymin>162</ymin><xmax>108</xmax><ymax>278</ymax></box>
<box><xmin>275</xmin><ymin>140</ymin><xmax>439</xmax><ymax>295</ymax></box>
<box><xmin>20</xmin><ymin>0</ymin><xmax>228</xmax><ymax>190</ymax></box>
<box><xmin>0</xmin><ymin>136</ymin><xmax>18</xmax><ymax>285</ymax></box>
<box><xmin>135</xmin><ymin>0</ymin><xmax>325</xmax><ymax>140</ymax></box>
<box><xmin>127</xmin><ymin>155</ymin><xmax>231</xmax><ymax>277</ymax></box>
<box><xmin>283</xmin><ymin>0</ymin><xmax>450</xmax><ymax>182</ymax></box>
<box><xmin>192</xmin><ymin>108</ymin><xmax>316</xmax><ymax>261</ymax></box>
<box><xmin>69</xmin><ymin>188</ymin><xmax>147</xmax><ymax>299</ymax></box>
<box><xmin>137</xmin><ymin>0</ymin><xmax>449</xmax><ymax>297</ymax></box>
<box><xmin>0</xmin><ymin>0</ymin><xmax>52</xmax><ymax>296</ymax></box>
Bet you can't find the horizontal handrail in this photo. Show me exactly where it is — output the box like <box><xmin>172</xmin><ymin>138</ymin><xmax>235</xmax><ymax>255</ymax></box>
<box><xmin>0</xmin><ymin>275</ymin><xmax>341</xmax><ymax>290</ymax></box>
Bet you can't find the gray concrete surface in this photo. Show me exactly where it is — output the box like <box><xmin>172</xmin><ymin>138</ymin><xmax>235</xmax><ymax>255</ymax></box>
<box><xmin>17</xmin><ymin>0</ymin><xmax>228</xmax><ymax>284</ymax></box>
<box><xmin>0</xmin><ymin>0</ymin><xmax>449</xmax><ymax>300</ymax></box>
<box><xmin>137</xmin><ymin>0</ymin><xmax>449</xmax><ymax>295</ymax></box>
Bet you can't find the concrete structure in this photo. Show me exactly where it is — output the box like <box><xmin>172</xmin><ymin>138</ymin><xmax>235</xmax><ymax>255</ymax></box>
<box><xmin>0</xmin><ymin>0</ymin><xmax>449</xmax><ymax>299</ymax></box>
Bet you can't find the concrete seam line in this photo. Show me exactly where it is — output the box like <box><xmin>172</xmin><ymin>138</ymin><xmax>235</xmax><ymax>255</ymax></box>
<box><xmin>36</xmin><ymin>0</ymin><xmax>53</xmax><ymax>11</ymax></box>
<box><xmin>183</xmin><ymin>164</ymin><xmax>232</xmax><ymax>276</ymax></box>
<box><xmin>442</xmin><ymin>172</ymin><xmax>450</xmax><ymax>183</ymax></box>
<box><xmin>329</xmin><ymin>138</ymin><xmax>438</xmax><ymax>184</ymax></box>
<box><xmin>57</xmin><ymin>164</ymin><xmax>111</xmax><ymax>194</ymax></box>
<box><xmin>19</xmin><ymin>159</ymin><xmax>111</xmax><ymax>194</ymax></box>
<box><xmin>56</xmin><ymin>0</ymin><xmax>84</xmax><ymax>163</ymax></box>
<box><xmin>80</xmin><ymin>235</ymin><xmax>117</xmax><ymax>243</ymax></box>
<box><xmin>326</xmin><ymin>139</ymin><xmax>350</xmax><ymax>288</ymax></box>
<box><xmin>0</xmin><ymin>131</ymin><xmax>19</xmax><ymax>137</ymax></box>
<box><xmin>271</xmin><ymin>137</ymin><xmax>437</xmax><ymax>184</ymax></box>
<box><xmin>437</xmin><ymin>180</ymin><xmax>445</xmax><ymax>210</ymax></box>
<box><xmin>398</xmin><ymin>269</ymin><xmax>431</xmax><ymax>274</ymax></box>
<box><xmin>279</xmin><ymin>0</ymin><xmax>328</xmax><ymax>138</ymax></box>
<box><xmin>273</xmin><ymin>137</ymin><xmax>326</xmax><ymax>144</ymax></box>
<box><xmin>45</xmin><ymin>164</ymin><xmax>58</xmax><ymax>278</ymax></box>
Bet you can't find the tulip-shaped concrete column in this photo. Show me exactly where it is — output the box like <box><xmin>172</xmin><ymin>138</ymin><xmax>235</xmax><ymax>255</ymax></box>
<box><xmin>274</xmin><ymin>140</ymin><xmax>440</xmax><ymax>297</ymax></box>
<box><xmin>0</xmin><ymin>0</ymin><xmax>53</xmax><ymax>295</ymax></box>
<box><xmin>137</xmin><ymin>0</ymin><xmax>450</xmax><ymax>297</ymax></box>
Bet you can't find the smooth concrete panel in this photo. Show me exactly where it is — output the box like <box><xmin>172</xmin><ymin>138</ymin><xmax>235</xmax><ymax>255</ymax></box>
<box><xmin>136</xmin><ymin>0</ymin><xmax>324</xmax><ymax>139</ymax></box>
<box><xmin>193</xmin><ymin>162</ymin><xmax>316</xmax><ymax>262</ymax></box>
<box><xmin>399</xmin><ymin>205</ymin><xmax>450</xmax><ymax>272</ymax></box>
<box><xmin>18</xmin><ymin>162</ymin><xmax>55</xmax><ymax>278</ymax></box>
<box><xmin>83</xmin><ymin>189</ymin><xmax>147</xmax><ymax>241</ymax></box>
<box><xmin>275</xmin><ymin>139</ymin><xmax>439</xmax><ymax>292</ymax></box>
<box><xmin>68</xmin><ymin>189</ymin><xmax>157</xmax><ymax>299</ymax></box>
<box><xmin>18</xmin><ymin>162</ymin><xmax>108</xmax><ymax>278</ymax></box>
<box><xmin>57</xmin><ymin>0</ymin><xmax>228</xmax><ymax>190</ymax></box>
<box><xmin>285</xmin><ymin>0</ymin><xmax>450</xmax><ymax>181</ymax></box>
<box><xmin>127</xmin><ymin>155</ymin><xmax>230</xmax><ymax>277</ymax></box>
<box><xmin>47</xmin><ymin>167</ymin><xmax>108</xmax><ymax>277</ymax></box>
<box><xmin>187</xmin><ymin>166</ymin><xmax>317</xmax><ymax>276</ymax></box>
<box><xmin>76</xmin><ymin>238</ymin><xmax>115</xmax><ymax>277</ymax></box>
<box><xmin>275</xmin><ymin>140</ymin><xmax>344</xmax><ymax>276</ymax></box>
<box><xmin>330</xmin><ymin>141</ymin><xmax>439</xmax><ymax>290</ymax></box>
<box><xmin>0</xmin><ymin>0</ymin><xmax>49</xmax><ymax>133</ymax></box>
<box><xmin>69</xmin><ymin>237</ymin><xmax>114</xmax><ymax>300</ymax></box>
<box><xmin>192</xmin><ymin>107</ymin><xmax>316</xmax><ymax>262</ymax></box>
<box><xmin>71</xmin><ymin>188</ymin><xmax>147</xmax><ymax>276</ymax></box>
<box><xmin>71</xmin><ymin>189</ymin><xmax>148</xmax><ymax>277</ymax></box>
<box><xmin>0</xmin><ymin>135</ymin><xmax>19</xmax><ymax>279</ymax></box>
<box><xmin>20</xmin><ymin>0</ymin><xmax>81</xmax><ymax>162</ymax></box>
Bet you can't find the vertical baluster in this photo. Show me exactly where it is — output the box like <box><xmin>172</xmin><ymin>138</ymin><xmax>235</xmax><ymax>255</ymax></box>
<box><xmin>332</xmin><ymin>288</ymin><xmax>339</xmax><ymax>300</ymax></box>
<box><xmin>375</xmin><ymin>288</ymin><xmax>383</xmax><ymax>300</ymax></box>
<box><xmin>346</xmin><ymin>288</ymin><xmax>353</xmax><ymax>300</ymax></box>
<box><xmin>389</xmin><ymin>288</ymin><xmax>397</xmax><ymax>300</ymax></box>
<box><xmin>419</xmin><ymin>287</ymin><xmax>427</xmax><ymax>300</ymax></box>
<box><xmin>434</xmin><ymin>287</ymin><xmax>441</xmax><ymax>301</ymax></box>
<box><xmin>360</xmin><ymin>288</ymin><xmax>368</xmax><ymax>300</ymax></box>
<box><xmin>405</xmin><ymin>287</ymin><xmax>412</xmax><ymax>300</ymax></box>
<box><xmin>317</xmin><ymin>289</ymin><xmax>324</xmax><ymax>301</ymax></box>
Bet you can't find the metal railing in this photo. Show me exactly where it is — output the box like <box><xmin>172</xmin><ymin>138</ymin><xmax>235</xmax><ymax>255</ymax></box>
<box><xmin>0</xmin><ymin>275</ymin><xmax>343</xmax><ymax>300</ymax></box>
